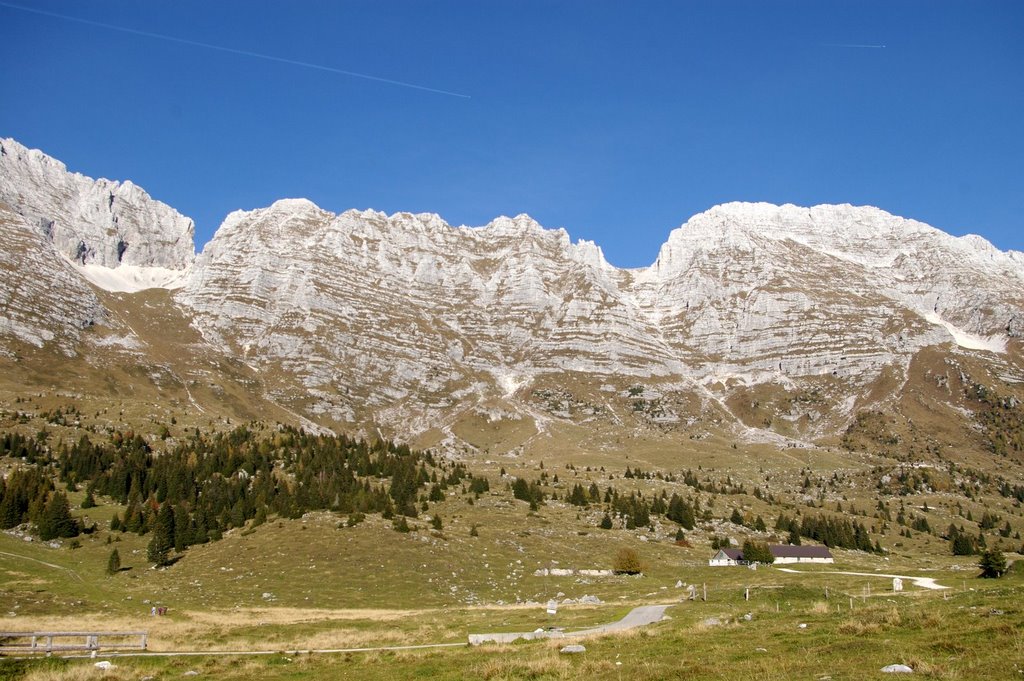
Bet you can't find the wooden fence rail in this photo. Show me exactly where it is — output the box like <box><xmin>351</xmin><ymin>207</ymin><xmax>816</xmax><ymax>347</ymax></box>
<box><xmin>0</xmin><ymin>631</ymin><xmax>147</xmax><ymax>654</ymax></box>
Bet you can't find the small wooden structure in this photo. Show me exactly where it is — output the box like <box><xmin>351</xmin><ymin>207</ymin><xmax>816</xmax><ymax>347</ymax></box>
<box><xmin>0</xmin><ymin>631</ymin><xmax>147</xmax><ymax>655</ymax></box>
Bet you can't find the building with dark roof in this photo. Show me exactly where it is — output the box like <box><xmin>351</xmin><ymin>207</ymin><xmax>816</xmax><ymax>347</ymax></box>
<box><xmin>708</xmin><ymin>544</ymin><xmax>834</xmax><ymax>566</ymax></box>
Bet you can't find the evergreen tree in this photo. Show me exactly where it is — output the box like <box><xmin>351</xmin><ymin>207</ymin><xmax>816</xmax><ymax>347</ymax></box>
<box><xmin>599</xmin><ymin>513</ymin><xmax>613</xmax><ymax>530</ymax></box>
<box><xmin>81</xmin><ymin>482</ymin><xmax>97</xmax><ymax>509</ymax></box>
<box><xmin>38</xmin><ymin>491</ymin><xmax>79</xmax><ymax>540</ymax></box>
<box><xmin>147</xmin><ymin>504</ymin><xmax>175</xmax><ymax>565</ymax></box>
<box><xmin>106</xmin><ymin>548</ymin><xmax>121</xmax><ymax>575</ymax></box>
<box><xmin>952</xmin><ymin>532</ymin><xmax>976</xmax><ymax>556</ymax></box>
<box><xmin>568</xmin><ymin>484</ymin><xmax>589</xmax><ymax>506</ymax></box>
<box><xmin>741</xmin><ymin>539</ymin><xmax>775</xmax><ymax>564</ymax></box>
<box><xmin>978</xmin><ymin>550</ymin><xmax>1007</xmax><ymax>578</ymax></box>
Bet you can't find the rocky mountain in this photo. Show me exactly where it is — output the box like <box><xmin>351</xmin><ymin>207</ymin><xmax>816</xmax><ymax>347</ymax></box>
<box><xmin>0</xmin><ymin>138</ymin><xmax>193</xmax><ymax>289</ymax></box>
<box><xmin>1</xmin><ymin>138</ymin><xmax>1022</xmax><ymax>452</ymax></box>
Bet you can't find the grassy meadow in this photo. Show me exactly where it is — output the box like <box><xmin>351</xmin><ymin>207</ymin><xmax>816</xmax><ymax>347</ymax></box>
<box><xmin>2</xmin><ymin>379</ymin><xmax>1024</xmax><ymax>680</ymax></box>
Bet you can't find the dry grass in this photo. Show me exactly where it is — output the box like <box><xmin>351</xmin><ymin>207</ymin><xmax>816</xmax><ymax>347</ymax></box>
<box><xmin>808</xmin><ymin>600</ymin><xmax>830</xmax><ymax>614</ymax></box>
<box><xmin>8</xmin><ymin>607</ymin><xmax>449</xmax><ymax>652</ymax></box>
<box><xmin>475</xmin><ymin>651</ymin><xmax>573</xmax><ymax>680</ymax></box>
<box><xmin>186</xmin><ymin>606</ymin><xmax>431</xmax><ymax>625</ymax></box>
<box><xmin>21</xmin><ymin>663</ymin><xmax>144</xmax><ymax>681</ymax></box>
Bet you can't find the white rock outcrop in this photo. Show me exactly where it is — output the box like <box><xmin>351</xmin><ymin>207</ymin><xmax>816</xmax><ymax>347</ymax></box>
<box><xmin>0</xmin><ymin>138</ymin><xmax>194</xmax><ymax>270</ymax></box>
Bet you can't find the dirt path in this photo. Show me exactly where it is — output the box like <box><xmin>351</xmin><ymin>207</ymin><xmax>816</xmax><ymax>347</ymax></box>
<box><xmin>776</xmin><ymin>567</ymin><xmax>948</xmax><ymax>590</ymax></box>
<box><xmin>468</xmin><ymin>604</ymin><xmax>672</xmax><ymax>644</ymax></box>
<box><xmin>6</xmin><ymin>604</ymin><xmax>673</xmax><ymax>658</ymax></box>
<box><xmin>0</xmin><ymin>549</ymin><xmax>84</xmax><ymax>582</ymax></box>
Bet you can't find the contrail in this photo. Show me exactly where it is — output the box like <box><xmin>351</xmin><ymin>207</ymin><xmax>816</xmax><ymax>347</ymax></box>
<box><xmin>821</xmin><ymin>43</ymin><xmax>887</xmax><ymax>49</ymax></box>
<box><xmin>0</xmin><ymin>1</ymin><xmax>471</xmax><ymax>99</ymax></box>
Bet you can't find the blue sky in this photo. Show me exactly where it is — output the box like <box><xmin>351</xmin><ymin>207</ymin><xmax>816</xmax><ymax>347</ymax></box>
<box><xmin>1</xmin><ymin>1</ymin><xmax>1022</xmax><ymax>268</ymax></box>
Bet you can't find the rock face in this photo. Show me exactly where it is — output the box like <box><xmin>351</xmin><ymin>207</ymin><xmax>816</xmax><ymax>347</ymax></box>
<box><xmin>176</xmin><ymin>198</ymin><xmax>1024</xmax><ymax>427</ymax></box>
<box><xmin>0</xmin><ymin>138</ymin><xmax>193</xmax><ymax>270</ymax></box>
<box><xmin>178</xmin><ymin>201</ymin><xmax>681</xmax><ymax>415</ymax></box>
<box><xmin>2</xmin><ymin>137</ymin><xmax>1023</xmax><ymax>439</ymax></box>
<box><xmin>0</xmin><ymin>203</ymin><xmax>107</xmax><ymax>355</ymax></box>
<box><xmin>634</xmin><ymin>203</ymin><xmax>1024</xmax><ymax>382</ymax></box>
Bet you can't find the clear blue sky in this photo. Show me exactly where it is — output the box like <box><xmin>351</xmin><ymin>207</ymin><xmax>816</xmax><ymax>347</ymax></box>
<box><xmin>2</xmin><ymin>1</ymin><xmax>1022</xmax><ymax>267</ymax></box>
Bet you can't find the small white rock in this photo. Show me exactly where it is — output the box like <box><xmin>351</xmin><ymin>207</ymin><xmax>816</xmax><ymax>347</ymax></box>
<box><xmin>880</xmin><ymin>664</ymin><xmax>914</xmax><ymax>674</ymax></box>
<box><xmin>560</xmin><ymin>644</ymin><xmax>586</xmax><ymax>654</ymax></box>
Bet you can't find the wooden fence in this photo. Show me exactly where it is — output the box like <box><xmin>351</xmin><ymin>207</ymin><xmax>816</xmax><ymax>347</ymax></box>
<box><xmin>0</xmin><ymin>631</ymin><xmax>147</xmax><ymax>654</ymax></box>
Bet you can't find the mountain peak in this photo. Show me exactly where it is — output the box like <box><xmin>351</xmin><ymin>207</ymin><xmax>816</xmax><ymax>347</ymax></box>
<box><xmin>0</xmin><ymin>137</ymin><xmax>194</xmax><ymax>272</ymax></box>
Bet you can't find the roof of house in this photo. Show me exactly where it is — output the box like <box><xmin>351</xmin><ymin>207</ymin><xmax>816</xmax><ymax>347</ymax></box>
<box><xmin>711</xmin><ymin>544</ymin><xmax>833</xmax><ymax>562</ymax></box>
<box><xmin>769</xmin><ymin>544</ymin><xmax>833</xmax><ymax>559</ymax></box>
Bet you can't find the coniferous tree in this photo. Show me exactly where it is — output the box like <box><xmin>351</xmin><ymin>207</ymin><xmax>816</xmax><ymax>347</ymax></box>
<box><xmin>979</xmin><ymin>550</ymin><xmax>1007</xmax><ymax>578</ymax></box>
<box><xmin>147</xmin><ymin>504</ymin><xmax>174</xmax><ymax>565</ymax></box>
<box><xmin>81</xmin><ymin>482</ymin><xmax>97</xmax><ymax>509</ymax></box>
<box><xmin>106</xmin><ymin>548</ymin><xmax>121</xmax><ymax>575</ymax></box>
<box><xmin>952</xmin><ymin>531</ymin><xmax>976</xmax><ymax>556</ymax></box>
<box><xmin>741</xmin><ymin>539</ymin><xmax>774</xmax><ymax>564</ymax></box>
<box><xmin>38</xmin><ymin>491</ymin><xmax>80</xmax><ymax>540</ymax></box>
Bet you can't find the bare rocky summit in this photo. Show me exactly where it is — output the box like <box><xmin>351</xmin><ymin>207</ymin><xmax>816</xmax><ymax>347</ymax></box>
<box><xmin>1</xmin><ymin>138</ymin><xmax>1022</xmax><ymax>446</ymax></box>
<box><xmin>0</xmin><ymin>137</ymin><xmax>193</xmax><ymax>270</ymax></box>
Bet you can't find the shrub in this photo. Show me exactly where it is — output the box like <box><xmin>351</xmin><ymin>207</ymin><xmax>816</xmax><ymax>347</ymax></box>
<box><xmin>613</xmin><ymin>547</ymin><xmax>645</xmax><ymax>575</ymax></box>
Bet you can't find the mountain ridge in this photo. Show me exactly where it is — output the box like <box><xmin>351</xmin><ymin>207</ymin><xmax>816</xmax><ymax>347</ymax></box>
<box><xmin>1</xmin><ymin>136</ymin><xmax>1022</xmax><ymax>451</ymax></box>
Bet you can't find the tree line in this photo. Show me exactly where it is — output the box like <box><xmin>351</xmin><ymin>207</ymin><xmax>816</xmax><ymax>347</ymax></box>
<box><xmin>2</xmin><ymin>424</ymin><xmax>482</xmax><ymax>564</ymax></box>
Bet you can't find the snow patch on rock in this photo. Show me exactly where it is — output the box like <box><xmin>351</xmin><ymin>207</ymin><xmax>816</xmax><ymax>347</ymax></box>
<box><xmin>924</xmin><ymin>313</ymin><xmax>1007</xmax><ymax>353</ymax></box>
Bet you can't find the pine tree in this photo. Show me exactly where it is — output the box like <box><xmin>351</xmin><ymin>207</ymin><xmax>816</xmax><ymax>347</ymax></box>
<box><xmin>106</xmin><ymin>548</ymin><xmax>121</xmax><ymax>575</ymax></box>
<box><xmin>599</xmin><ymin>513</ymin><xmax>613</xmax><ymax>530</ymax></box>
<box><xmin>38</xmin><ymin>491</ymin><xmax>80</xmax><ymax>540</ymax></box>
<box><xmin>147</xmin><ymin>504</ymin><xmax>174</xmax><ymax>565</ymax></box>
<box><xmin>978</xmin><ymin>550</ymin><xmax>1007</xmax><ymax>578</ymax></box>
<box><xmin>952</xmin><ymin>532</ymin><xmax>976</xmax><ymax>556</ymax></box>
<box><xmin>81</xmin><ymin>482</ymin><xmax>97</xmax><ymax>509</ymax></box>
<box><xmin>741</xmin><ymin>539</ymin><xmax>775</xmax><ymax>564</ymax></box>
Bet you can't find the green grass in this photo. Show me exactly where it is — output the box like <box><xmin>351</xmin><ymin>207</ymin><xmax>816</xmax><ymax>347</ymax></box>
<box><xmin>4</xmin><ymin>575</ymin><xmax>1021</xmax><ymax>680</ymax></box>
